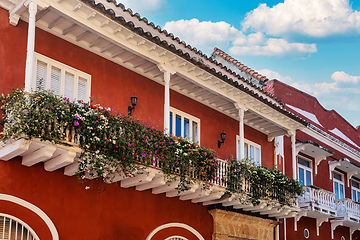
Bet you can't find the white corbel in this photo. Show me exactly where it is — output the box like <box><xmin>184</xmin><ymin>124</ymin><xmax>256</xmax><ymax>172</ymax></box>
<box><xmin>350</xmin><ymin>227</ymin><xmax>360</xmax><ymax>240</ymax></box>
<box><xmin>329</xmin><ymin>162</ymin><xmax>341</xmax><ymax>180</ymax></box>
<box><xmin>294</xmin><ymin>211</ymin><xmax>307</xmax><ymax>231</ymax></box>
<box><xmin>295</xmin><ymin>144</ymin><xmax>305</xmax><ymax>155</ymax></box>
<box><xmin>314</xmin><ymin>156</ymin><xmax>327</xmax><ymax>174</ymax></box>
<box><xmin>316</xmin><ymin>218</ymin><xmax>328</xmax><ymax>236</ymax></box>
<box><xmin>347</xmin><ymin>171</ymin><xmax>357</xmax><ymax>187</ymax></box>
<box><xmin>331</xmin><ymin>221</ymin><xmax>343</xmax><ymax>239</ymax></box>
<box><xmin>9</xmin><ymin>0</ymin><xmax>28</xmax><ymax>26</ymax></box>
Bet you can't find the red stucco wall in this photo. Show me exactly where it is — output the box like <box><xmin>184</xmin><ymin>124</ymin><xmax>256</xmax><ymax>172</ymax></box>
<box><xmin>0</xmin><ymin>157</ymin><xmax>213</xmax><ymax>239</ymax></box>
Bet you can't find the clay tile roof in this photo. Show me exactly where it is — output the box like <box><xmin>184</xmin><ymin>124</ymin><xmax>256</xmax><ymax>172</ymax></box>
<box><xmin>212</xmin><ymin>48</ymin><xmax>269</xmax><ymax>83</ymax></box>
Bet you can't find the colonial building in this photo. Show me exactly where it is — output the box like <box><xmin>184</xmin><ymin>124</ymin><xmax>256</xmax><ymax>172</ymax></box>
<box><xmin>0</xmin><ymin>0</ymin><xmax>358</xmax><ymax>239</ymax></box>
<box><xmin>212</xmin><ymin>49</ymin><xmax>360</xmax><ymax>240</ymax></box>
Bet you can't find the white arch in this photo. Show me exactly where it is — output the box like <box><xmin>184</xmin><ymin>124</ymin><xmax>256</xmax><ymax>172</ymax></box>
<box><xmin>146</xmin><ymin>222</ymin><xmax>204</xmax><ymax>240</ymax></box>
<box><xmin>0</xmin><ymin>194</ymin><xmax>59</xmax><ymax>240</ymax></box>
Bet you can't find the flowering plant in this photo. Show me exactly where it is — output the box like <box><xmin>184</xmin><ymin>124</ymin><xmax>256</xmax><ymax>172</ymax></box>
<box><xmin>0</xmin><ymin>88</ymin><xmax>217</xmax><ymax>192</ymax></box>
<box><xmin>225</xmin><ymin>157</ymin><xmax>303</xmax><ymax>206</ymax></box>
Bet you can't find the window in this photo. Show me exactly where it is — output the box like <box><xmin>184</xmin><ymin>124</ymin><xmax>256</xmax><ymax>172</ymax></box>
<box><xmin>236</xmin><ymin>136</ymin><xmax>261</xmax><ymax>165</ymax></box>
<box><xmin>169</xmin><ymin>107</ymin><xmax>200</xmax><ymax>143</ymax></box>
<box><xmin>351</xmin><ymin>180</ymin><xmax>360</xmax><ymax>202</ymax></box>
<box><xmin>33</xmin><ymin>53</ymin><xmax>91</xmax><ymax>102</ymax></box>
<box><xmin>0</xmin><ymin>214</ymin><xmax>39</xmax><ymax>240</ymax></box>
<box><xmin>165</xmin><ymin>237</ymin><xmax>188</xmax><ymax>240</ymax></box>
<box><xmin>298</xmin><ymin>156</ymin><xmax>312</xmax><ymax>186</ymax></box>
<box><xmin>333</xmin><ymin>171</ymin><xmax>344</xmax><ymax>200</ymax></box>
<box><xmin>304</xmin><ymin>228</ymin><xmax>310</xmax><ymax>239</ymax></box>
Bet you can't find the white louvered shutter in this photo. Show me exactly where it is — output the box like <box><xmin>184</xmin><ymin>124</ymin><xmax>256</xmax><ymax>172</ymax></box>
<box><xmin>64</xmin><ymin>72</ymin><xmax>74</xmax><ymax>100</ymax></box>
<box><xmin>77</xmin><ymin>77</ymin><xmax>87</xmax><ymax>102</ymax></box>
<box><xmin>50</xmin><ymin>66</ymin><xmax>61</xmax><ymax>96</ymax></box>
<box><xmin>0</xmin><ymin>215</ymin><xmax>38</xmax><ymax>240</ymax></box>
<box><xmin>36</xmin><ymin>60</ymin><xmax>47</xmax><ymax>90</ymax></box>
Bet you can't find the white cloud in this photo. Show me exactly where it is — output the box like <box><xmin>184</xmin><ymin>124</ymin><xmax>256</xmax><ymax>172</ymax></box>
<box><xmin>331</xmin><ymin>71</ymin><xmax>360</xmax><ymax>83</ymax></box>
<box><xmin>164</xmin><ymin>19</ymin><xmax>239</xmax><ymax>50</ymax></box>
<box><xmin>242</xmin><ymin>0</ymin><xmax>360</xmax><ymax>37</ymax></box>
<box><xmin>258</xmin><ymin>69</ymin><xmax>295</xmax><ymax>84</ymax></box>
<box><xmin>230</xmin><ymin>38</ymin><xmax>317</xmax><ymax>57</ymax></box>
<box><xmin>120</xmin><ymin>0</ymin><xmax>165</xmax><ymax>14</ymax></box>
<box><xmin>164</xmin><ymin>20</ymin><xmax>317</xmax><ymax>57</ymax></box>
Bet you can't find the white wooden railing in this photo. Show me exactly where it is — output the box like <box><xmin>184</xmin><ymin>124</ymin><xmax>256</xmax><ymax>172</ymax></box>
<box><xmin>335</xmin><ymin>198</ymin><xmax>360</xmax><ymax>221</ymax></box>
<box><xmin>299</xmin><ymin>185</ymin><xmax>336</xmax><ymax>210</ymax></box>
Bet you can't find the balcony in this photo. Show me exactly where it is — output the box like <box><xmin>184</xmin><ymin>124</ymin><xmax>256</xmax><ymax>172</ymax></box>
<box><xmin>334</xmin><ymin>198</ymin><xmax>360</xmax><ymax>226</ymax></box>
<box><xmin>298</xmin><ymin>185</ymin><xmax>337</xmax><ymax>218</ymax></box>
<box><xmin>0</xmin><ymin>88</ymin><xmax>302</xmax><ymax>218</ymax></box>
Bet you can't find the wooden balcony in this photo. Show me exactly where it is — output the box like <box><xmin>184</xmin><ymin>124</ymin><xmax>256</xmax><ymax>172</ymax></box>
<box><xmin>0</xmin><ymin>134</ymin><xmax>300</xmax><ymax>219</ymax></box>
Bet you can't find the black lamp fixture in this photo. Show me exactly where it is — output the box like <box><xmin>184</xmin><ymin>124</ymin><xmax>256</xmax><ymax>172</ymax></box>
<box><xmin>128</xmin><ymin>94</ymin><xmax>138</xmax><ymax>115</ymax></box>
<box><xmin>218</xmin><ymin>131</ymin><xmax>226</xmax><ymax>148</ymax></box>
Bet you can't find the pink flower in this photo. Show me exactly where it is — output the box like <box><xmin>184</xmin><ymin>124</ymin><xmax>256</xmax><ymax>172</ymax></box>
<box><xmin>128</xmin><ymin>143</ymin><xmax>131</xmax><ymax>147</ymax></box>
<box><xmin>142</xmin><ymin>153</ymin><xmax>146</xmax><ymax>157</ymax></box>
<box><xmin>74</xmin><ymin>121</ymin><xmax>79</xmax><ymax>126</ymax></box>
<box><xmin>75</xmin><ymin>115</ymin><xmax>80</xmax><ymax>119</ymax></box>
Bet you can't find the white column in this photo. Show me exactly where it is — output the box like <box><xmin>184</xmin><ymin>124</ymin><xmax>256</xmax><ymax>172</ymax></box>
<box><xmin>234</xmin><ymin>103</ymin><xmax>247</xmax><ymax>160</ymax></box>
<box><xmin>158</xmin><ymin>64</ymin><xmax>176</xmax><ymax>135</ymax></box>
<box><xmin>289</xmin><ymin>131</ymin><xmax>297</xmax><ymax>179</ymax></box>
<box><xmin>25</xmin><ymin>0</ymin><xmax>37</xmax><ymax>92</ymax></box>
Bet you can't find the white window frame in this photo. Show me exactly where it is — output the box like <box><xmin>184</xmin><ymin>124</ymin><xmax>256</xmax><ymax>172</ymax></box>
<box><xmin>236</xmin><ymin>136</ymin><xmax>261</xmax><ymax>165</ymax></box>
<box><xmin>351</xmin><ymin>179</ymin><xmax>360</xmax><ymax>202</ymax></box>
<box><xmin>32</xmin><ymin>53</ymin><xmax>91</xmax><ymax>102</ymax></box>
<box><xmin>169</xmin><ymin>107</ymin><xmax>200</xmax><ymax>143</ymax></box>
<box><xmin>297</xmin><ymin>156</ymin><xmax>313</xmax><ymax>186</ymax></box>
<box><xmin>333</xmin><ymin>171</ymin><xmax>345</xmax><ymax>200</ymax></box>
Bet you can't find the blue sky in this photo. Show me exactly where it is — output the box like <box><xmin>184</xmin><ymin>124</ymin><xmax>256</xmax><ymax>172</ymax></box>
<box><xmin>120</xmin><ymin>0</ymin><xmax>360</xmax><ymax>128</ymax></box>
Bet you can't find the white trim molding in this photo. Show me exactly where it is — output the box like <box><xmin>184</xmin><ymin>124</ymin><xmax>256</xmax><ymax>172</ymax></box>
<box><xmin>0</xmin><ymin>194</ymin><xmax>59</xmax><ymax>240</ymax></box>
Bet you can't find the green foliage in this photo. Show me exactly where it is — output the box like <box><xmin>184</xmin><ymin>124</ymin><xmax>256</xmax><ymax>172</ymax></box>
<box><xmin>225</xmin><ymin>157</ymin><xmax>303</xmax><ymax>206</ymax></box>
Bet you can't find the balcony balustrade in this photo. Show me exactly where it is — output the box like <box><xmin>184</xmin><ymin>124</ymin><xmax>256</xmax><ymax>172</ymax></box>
<box><xmin>335</xmin><ymin>198</ymin><xmax>360</xmax><ymax>224</ymax></box>
<box><xmin>298</xmin><ymin>185</ymin><xmax>337</xmax><ymax>218</ymax></box>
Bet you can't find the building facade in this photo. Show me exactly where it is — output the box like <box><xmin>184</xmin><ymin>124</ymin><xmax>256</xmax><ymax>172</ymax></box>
<box><xmin>0</xmin><ymin>0</ymin><xmax>359</xmax><ymax>239</ymax></box>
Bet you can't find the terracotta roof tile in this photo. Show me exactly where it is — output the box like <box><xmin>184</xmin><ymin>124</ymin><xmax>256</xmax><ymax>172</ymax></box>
<box><xmin>212</xmin><ymin>48</ymin><xmax>269</xmax><ymax>83</ymax></box>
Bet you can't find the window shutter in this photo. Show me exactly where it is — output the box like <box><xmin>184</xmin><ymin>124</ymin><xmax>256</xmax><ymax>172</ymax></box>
<box><xmin>50</xmin><ymin>66</ymin><xmax>61</xmax><ymax>96</ymax></box>
<box><xmin>64</xmin><ymin>72</ymin><xmax>74</xmax><ymax>100</ymax></box>
<box><xmin>77</xmin><ymin>77</ymin><xmax>87</xmax><ymax>102</ymax></box>
<box><xmin>36</xmin><ymin>60</ymin><xmax>47</xmax><ymax>89</ymax></box>
<box><xmin>0</xmin><ymin>215</ymin><xmax>36</xmax><ymax>240</ymax></box>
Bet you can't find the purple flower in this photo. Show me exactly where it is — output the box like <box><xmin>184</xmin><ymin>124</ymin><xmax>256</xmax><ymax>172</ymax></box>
<box><xmin>74</xmin><ymin>121</ymin><xmax>79</xmax><ymax>126</ymax></box>
<box><xmin>169</xmin><ymin>142</ymin><xmax>173</xmax><ymax>145</ymax></box>
<box><xmin>128</xmin><ymin>143</ymin><xmax>131</xmax><ymax>147</ymax></box>
<box><xmin>96</xmin><ymin>120</ymin><xmax>98</xmax><ymax>123</ymax></box>
<box><xmin>75</xmin><ymin>115</ymin><xmax>80</xmax><ymax>119</ymax></box>
<box><xmin>141</xmin><ymin>153</ymin><xmax>146</xmax><ymax>157</ymax></box>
